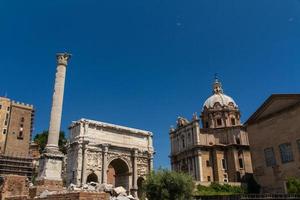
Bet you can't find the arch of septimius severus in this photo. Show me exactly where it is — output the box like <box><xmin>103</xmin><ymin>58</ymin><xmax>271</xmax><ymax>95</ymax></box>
<box><xmin>36</xmin><ymin>53</ymin><xmax>154</xmax><ymax>199</ymax></box>
<box><xmin>66</xmin><ymin>119</ymin><xmax>154</xmax><ymax>197</ymax></box>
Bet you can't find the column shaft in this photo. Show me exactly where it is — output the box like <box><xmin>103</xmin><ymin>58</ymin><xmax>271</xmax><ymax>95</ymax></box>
<box><xmin>47</xmin><ymin>53</ymin><xmax>71</xmax><ymax>151</ymax></box>
<box><xmin>81</xmin><ymin>142</ymin><xmax>88</xmax><ymax>186</ymax></box>
<box><xmin>102</xmin><ymin>145</ymin><xmax>108</xmax><ymax>184</ymax></box>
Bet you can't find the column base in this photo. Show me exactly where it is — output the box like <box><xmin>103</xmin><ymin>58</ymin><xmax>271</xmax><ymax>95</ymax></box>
<box><xmin>30</xmin><ymin>179</ymin><xmax>64</xmax><ymax>199</ymax></box>
<box><xmin>37</xmin><ymin>150</ymin><xmax>65</xmax><ymax>183</ymax></box>
<box><xmin>32</xmin><ymin>151</ymin><xmax>65</xmax><ymax>198</ymax></box>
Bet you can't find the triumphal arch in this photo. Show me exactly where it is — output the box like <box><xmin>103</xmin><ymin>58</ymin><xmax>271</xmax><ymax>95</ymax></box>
<box><xmin>66</xmin><ymin>118</ymin><xmax>154</xmax><ymax>196</ymax></box>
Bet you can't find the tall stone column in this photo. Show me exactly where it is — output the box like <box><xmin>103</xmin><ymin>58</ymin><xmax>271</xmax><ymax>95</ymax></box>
<box><xmin>37</xmin><ymin>53</ymin><xmax>71</xmax><ymax>187</ymax></box>
<box><xmin>46</xmin><ymin>53</ymin><xmax>71</xmax><ymax>152</ymax></box>
<box><xmin>102</xmin><ymin>144</ymin><xmax>109</xmax><ymax>184</ymax></box>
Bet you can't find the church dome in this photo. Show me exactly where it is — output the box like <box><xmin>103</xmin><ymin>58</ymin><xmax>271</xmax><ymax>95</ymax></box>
<box><xmin>203</xmin><ymin>78</ymin><xmax>238</xmax><ymax>109</ymax></box>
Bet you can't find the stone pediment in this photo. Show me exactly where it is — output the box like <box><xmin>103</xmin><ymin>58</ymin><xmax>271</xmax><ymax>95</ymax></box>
<box><xmin>246</xmin><ymin>94</ymin><xmax>300</xmax><ymax>125</ymax></box>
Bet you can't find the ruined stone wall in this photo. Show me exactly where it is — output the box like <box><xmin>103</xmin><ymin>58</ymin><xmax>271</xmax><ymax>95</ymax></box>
<box><xmin>34</xmin><ymin>192</ymin><xmax>110</xmax><ymax>200</ymax></box>
<box><xmin>5</xmin><ymin>192</ymin><xmax>110</xmax><ymax>200</ymax></box>
<box><xmin>0</xmin><ymin>175</ymin><xmax>29</xmax><ymax>200</ymax></box>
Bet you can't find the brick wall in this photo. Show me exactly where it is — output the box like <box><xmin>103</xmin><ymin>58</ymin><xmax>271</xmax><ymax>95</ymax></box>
<box><xmin>35</xmin><ymin>192</ymin><xmax>110</xmax><ymax>200</ymax></box>
<box><xmin>5</xmin><ymin>103</ymin><xmax>34</xmax><ymax>157</ymax></box>
<box><xmin>0</xmin><ymin>175</ymin><xmax>29</xmax><ymax>200</ymax></box>
<box><xmin>5</xmin><ymin>192</ymin><xmax>110</xmax><ymax>200</ymax></box>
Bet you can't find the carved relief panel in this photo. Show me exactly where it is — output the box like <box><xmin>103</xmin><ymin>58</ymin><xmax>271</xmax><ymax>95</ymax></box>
<box><xmin>86</xmin><ymin>151</ymin><xmax>102</xmax><ymax>171</ymax></box>
<box><xmin>137</xmin><ymin>157</ymin><xmax>149</xmax><ymax>177</ymax></box>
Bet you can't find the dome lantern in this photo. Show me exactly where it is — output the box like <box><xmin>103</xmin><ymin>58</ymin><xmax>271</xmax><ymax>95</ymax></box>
<box><xmin>203</xmin><ymin>77</ymin><xmax>238</xmax><ymax>110</ymax></box>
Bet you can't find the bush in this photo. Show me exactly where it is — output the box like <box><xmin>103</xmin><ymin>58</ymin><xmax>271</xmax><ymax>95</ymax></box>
<box><xmin>287</xmin><ymin>177</ymin><xmax>300</xmax><ymax>194</ymax></box>
<box><xmin>196</xmin><ymin>183</ymin><xmax>245</xmax><ymax>196</ymax></box>
<box><xmin>143</xmin><ymin>169</ymin><xmax>194</xmax><ymax>200</ymax></box>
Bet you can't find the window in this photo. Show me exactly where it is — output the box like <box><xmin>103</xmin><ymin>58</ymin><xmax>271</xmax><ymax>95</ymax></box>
<box><xmin>239</xmin><ymin>158</ymin><xmax>244</xmax><ymax>169</ymax></box>
<box><xmin>207</xmin><ymin>176</ymin><xmax>211</xmax><ymax>182</ymax></box>
<box><xmin>217</xmin><ymin>119</ymin><xmax>222</xmax><ymax>126</ymax></box>
<box><xmin>206</xmin><ymin>160</ymin><xmax>211</xmax><ymax>167</ymax></box>
<box><xmin>17</xmin><ymin>131</ymin><xmax>23</xmax><ymax>139</ymax></box>
<box><xmin>2</xmin><ymin>129</ymin><xmax>6</xmax><ymax>134</ymax></box>
<box><xmin>7</xmin><ymin>107</ymin><xmax>10</xmax><ymax>111</ymax></box>
<box><xmin>182</xmin><ymin>137</ymin><xmax>185</xmax><ymax>149</ymax></box>
<box><xmin>0</xmin><ymin>105</ymin><xmax>2</xmax><ymax>109</ymax></box>
<box><xmin>235</xmin><ymin>137</ymin><xmax>241</xmax><ymax>145</ymax></box>
<box><xmin>4</xmin><ymin>121</ymin><xmax>7</xmax><ymax>126</ymax></box>
<box><xmin>20</xmin><ymin>117</ymin><xmax>25</xmax><ymax>123</ymax></box>
<box><xmin>72</xmin><ymin>171</ymin><xmax>75</xmax><ymax>181</ymax></box>
<box><xmin>264</xmin><ymin>147</ymin><xmax>276</xmax><ymax>167</ymax></box>
<box><xmin>297</xmin><ymin>139</ymin><xmax>300</xmax><ymax>152</ymax></box>
<box><xmin>205</xmin><ymin>122</ymin><xmax>209</xmax><ymax>128</ymax></box>
<box><xmin>238</xmin><ymin>150</ymin><xmax>244</xmax><ymax>169</ymax></box>
<box><xmin>224</xmin><ymin>174</ymin><xmax>228</xmax><ymax>182</ymax></box>
<box><xmin>221</xmin><ymin>158</ymin><xmax>227</xmax><ymax>170</ymax></box>
<box><xmin>279</xmin><ymin>143</ymin><xmax>294</xmax><ymax>163</ymax></box>
<box><xmin>231</xmin><ymin>118</ymin><xmax>236</xmax><ymax>125</ymax></box>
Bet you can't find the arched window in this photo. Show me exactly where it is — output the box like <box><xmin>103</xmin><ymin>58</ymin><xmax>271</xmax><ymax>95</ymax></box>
<box><xmin>217</xmin><ymin>119</ymin><xmax>222</xmax><ymax>126</ymax></box>
<box><xmin>235</xmin><ymin>136</ymin><xmax>241</xmax><ymax>145</ymax></box>
<box><xmin>86</xmin><ymin>173</ymin><xmax>98</xmax><ymax>183</ymax></box>
<box><xmin>238</xmin><ymin>151</ymin><xmax>244</xmax><ymax>169</ymax></box>
<box><xmin>231</xmin><ymin>118</ymin><xmax>236</xmax><ymax>125</ymax></box>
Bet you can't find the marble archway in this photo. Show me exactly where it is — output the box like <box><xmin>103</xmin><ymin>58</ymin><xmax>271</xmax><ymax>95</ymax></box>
<box><xmin>107</xmin><ymin>158</ymin><xmax>130</xmax><ymax>190</ymax></box>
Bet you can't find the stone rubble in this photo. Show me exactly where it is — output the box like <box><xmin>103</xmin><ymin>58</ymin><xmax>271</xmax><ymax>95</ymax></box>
<box><xmin>64</xmin><ymin>182</ymin><xmax>137</xmax><ymax>200</ymax></box>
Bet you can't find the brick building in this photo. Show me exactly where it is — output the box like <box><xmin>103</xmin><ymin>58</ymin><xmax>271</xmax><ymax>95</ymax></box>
<box><xmin>170</xmin><ymin>79</ymin><xmax>253</xmax><ymax>184</ymax></box>
<box><xmin>0</xmin><ymin>97</ymin><xmax>34</xmax><ymax>157</ymax></box>
<box><xmin>246</xmin><ymin>94</ymin><xmax>300</xmax><ymax>193</ymax></box>
<box><xmin>0</xmin><ymin>97</ymin><xmax>35</xmax><ymax>179</ymax></box>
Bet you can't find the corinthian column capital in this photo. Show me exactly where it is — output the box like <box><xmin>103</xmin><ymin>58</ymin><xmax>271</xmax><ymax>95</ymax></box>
<box><xmin>56</xmin><ymin>53</ymin><xmax>71</xmax><ymax>66</ymax></box>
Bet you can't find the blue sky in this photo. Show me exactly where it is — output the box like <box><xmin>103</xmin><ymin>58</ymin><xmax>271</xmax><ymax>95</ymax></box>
<box><xmin>0</xmin><ymin>0</ymin><xmax>300</xmax><ymax>168</ymax></box>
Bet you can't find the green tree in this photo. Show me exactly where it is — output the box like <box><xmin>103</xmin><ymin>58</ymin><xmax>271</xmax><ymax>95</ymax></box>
<box><xmin>34</xmin><ymin>131</ymin><xmax>67</xmax><ymax>154</ymax></box>
<box><xmin>143</xmin><ymin>169</ymin><xmax>194</xmax><ymax>200</ymax></box>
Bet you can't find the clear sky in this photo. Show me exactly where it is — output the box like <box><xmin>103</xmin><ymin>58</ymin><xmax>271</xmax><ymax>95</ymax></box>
<box><xmin>0</xmin><ymin>0</ymin><xmax>299</xmax><ymax>168</ymax></box>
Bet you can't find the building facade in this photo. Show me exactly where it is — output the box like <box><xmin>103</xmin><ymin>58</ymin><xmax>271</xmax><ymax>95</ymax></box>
<box><xmin>0</xmin><ymin>97</ymin><xmax>34</xmax><ymax>156</ymax></box>
<box><xmin>170</xmin><ymin>79</ymin><xmax>253</xmax><ymax>184</ymax></box>
<box><xmin>0</xmin><ymin>97</ymin><xmax>35</xmax><ymax>179</ymax></box>
<box><xmin>66</xmin><ymin>118</ymin><xmax>154</xmax><ymax>198</ymax></box>
<box><xmin>246</xmin><ymin>94</ymin><xmax>300</xmax><ymax>193</ymax></box>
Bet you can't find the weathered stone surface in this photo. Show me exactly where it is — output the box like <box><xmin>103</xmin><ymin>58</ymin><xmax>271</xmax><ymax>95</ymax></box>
<box><xmin>112</xmin><ymin>187</ymin><xmax>127</xmax><ymax>196</ymax></box>
<box><xmin>34</xmin><ymin>191</ymin><xmax>110</xmax><ymax>200</ymax></box>
<box><xmin>66</xmin><ymin>119</ymin><xmax>154</xmax><ymax>199</ymax></box>
<box><xmin>29</xmin><ymin>179</ymin><xmax>64</xmax><ymax>199</ymax></box>
<box><xmin>37</xmin><ymin>53</ymin><xmax>70</xmax><ymax>185</ymax></box>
